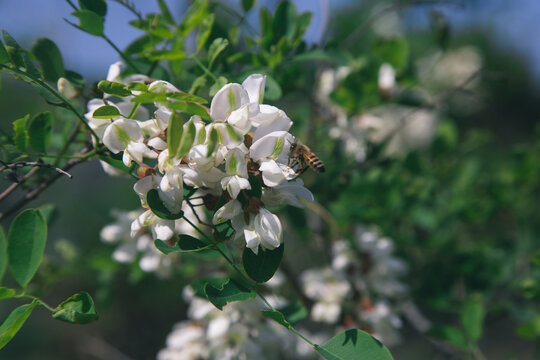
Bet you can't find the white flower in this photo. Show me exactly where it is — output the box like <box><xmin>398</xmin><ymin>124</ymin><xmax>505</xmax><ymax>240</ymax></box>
<box><xmin>220</xmin><ymin>149</ymin><xmax>250</xmax><ymax>198</ymax></box>
<box><xmin>57</xmin><ymin>77</ymin><xmax>78</xmax><ymax>99</ymax></box>
<box><xmin>213</xmin><ymin>200</ymin><xmax>243</xmax><ymax>225</ymax></box>
<box><xmin>102</xmin><ymin>118</ymin><xmax>157</xmax><ymax>166</ymax></box>
<box><xmin>262</xmin><ymin>179</ymin><xmax>314</xmax><ymax>208</ymax></box>
<box><xmin>244</xmin><ymin>208</ymin><xmax>283</xmax><ymax>253</ymax></box>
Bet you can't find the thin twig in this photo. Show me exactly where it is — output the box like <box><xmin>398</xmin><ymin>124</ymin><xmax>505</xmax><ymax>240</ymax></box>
<box><xmin>0</xmin><ymin>161</ymin><xmax>73</xmax><ymax>179</ymax></box>
<box><xmin>0</xmin><ymin>166</ymin><xmax>39</xmax><ymax>202</ymax></box>
<box><xmin>0</xmin><ymin>148</ymin><xmax>93</xmax><ymax>220</ymax></box>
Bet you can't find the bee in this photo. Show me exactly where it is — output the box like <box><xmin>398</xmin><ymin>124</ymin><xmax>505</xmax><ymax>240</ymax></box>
<box><xmin>289</xmin><ymin>139</ymin><xmax>325</xmax><ymax>175</ymax></box>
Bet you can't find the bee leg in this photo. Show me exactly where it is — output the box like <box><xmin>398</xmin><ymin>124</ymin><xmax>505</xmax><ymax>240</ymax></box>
<box><xmin>295</xmin><ymin>165</ymin><xmax>308</xmax><ymax>176</ymax></box>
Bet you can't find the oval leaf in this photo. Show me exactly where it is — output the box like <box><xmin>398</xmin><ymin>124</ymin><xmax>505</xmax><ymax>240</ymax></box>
<box><xmin>12</xmin><ymin>115</ymin><xmax>29</xmax><ymax>151</ymax></box>
<box><xmin>146</xmin><ymin>189</ymin><xmax>184</xmax><ymax>220</ymax></box>
<box><xmin>242</xmin><ymin>244</ymin><xmax>284</xmax><ymax>283</ymax></box>
<box><xmin>28</xmin><ymin>111</ymin><xmax>53</xmax><ymax>153</ymax></box>
<box><xmin>0</xmin><ymin>299</ymin><xmax>39</xmax><ymax>350</ymax></box>
<box><xmin>52</xmin><ymin>291</ymin><xmax>98</xmax><ymax>324</ymax></box>
<box><xmin>317</xmin><ymin>329</ymin><xmax>394</xmax><ymax>360</ymax></box>
<box><xmin>72</xmin><ymin>10</ymin><xmax>104</xmax><ymax>36</ymax></box>
<box><xmin>154</xmin><ymin>235</ymin><xmax>210</xmax><ymax>254</ymax></box>
<box><xmin>204</xmin><ymin>278</ymin><xmax>256</xmax><ymax>310</ymax></box>
<box><xmin>262</xmin><ymin>309</ymin><xmax>292</xmax><ymax>329</ymax></box>
<box><xmin>31</xmin><ymin>38</ymin><xmax>65</xmax><ymax>82</ymax></box>
<box><xmin>97</xmin><ymin>80</ymin><xmax>132</xmax><ymax>97</ymax></box>
<box><xmin>7</xmin><ymin>209</ymin><xmax>47</xmax><ymax>288</ymax></box>
<box><xmin>92</xmin><ymin>105</ymin><xmax>121</xmax><ymax>119</ymax></box>
<box><xmin>0</xmin><ymin>287</ymin><xmax>16</xmax><ymax>300</ymax></box>
<box><xmin>78</xmin><ymin>0</ymin><xmax>107</xmax><ymax>17</ymax></box>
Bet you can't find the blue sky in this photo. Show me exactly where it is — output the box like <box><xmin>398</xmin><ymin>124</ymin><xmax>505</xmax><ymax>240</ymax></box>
<box><xmin>0</xmin><ymin>0</ymin><xmax>539</xmax><ymax>81</ymax></box>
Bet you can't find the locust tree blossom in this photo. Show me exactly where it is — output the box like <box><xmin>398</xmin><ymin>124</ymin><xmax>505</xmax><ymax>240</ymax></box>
<box><xmin>298</xmin><ymin>226</ymin><xmax>408</xmax><ymax>346</ymax></box>
<box><xmin>92</xmin><ymin>64</ymin><xmax>315</xmax><ymax>258</ymax></box>
<box><xmin>157</xmin><ymin>286</ymin><xmax>308</xmax><ymax>360</ymax></box>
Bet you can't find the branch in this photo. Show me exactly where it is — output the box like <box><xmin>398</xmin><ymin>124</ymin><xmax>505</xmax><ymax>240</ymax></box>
<box><xmin>0</xmin><ymin>148</ymin><xmax>93</xmax><ymax>220</ymax></box>
<box><xmin>0</xmin><ymin>161</ymin><xmax>73</xmax><ymax>179</ymax></box>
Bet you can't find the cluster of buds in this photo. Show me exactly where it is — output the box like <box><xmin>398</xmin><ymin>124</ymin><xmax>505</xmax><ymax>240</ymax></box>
<box><xmin>87</xmin><ymin>63</ymin><xmax>314</xmax><ymax>254</ymax></box>
<box><xmin>299</xmin><ymin>226</ymin><xmax>408</xmax><ymax>346</ymax></box>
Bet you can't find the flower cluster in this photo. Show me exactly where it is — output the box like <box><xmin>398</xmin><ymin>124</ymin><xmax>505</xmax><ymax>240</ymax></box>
<box><xmin>88</xmin><ymin>63</ymin><xmax>314</xmax><ymax>253</ymax></box>
<box><xmin>299</xmin><ymin>226</ymin><xmax>408</xmax><ymax>346</ymax></box>
<box><xmin>157</xmin><ymin>286</ymin><xmax>311</xmax><ymax>360</ymax></box>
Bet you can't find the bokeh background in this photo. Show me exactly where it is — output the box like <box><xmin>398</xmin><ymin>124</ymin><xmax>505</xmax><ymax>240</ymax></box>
<box><xmin>1</xmin><ymin>0</ymin><xmax>540</xmax><ymax>359</ymax></box>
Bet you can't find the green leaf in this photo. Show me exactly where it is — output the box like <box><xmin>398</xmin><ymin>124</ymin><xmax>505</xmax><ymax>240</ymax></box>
<box><xmin>204</xmin><ymin>278</ymin><xmax>256</xmax><ymax>310</ymax></box>
<box><xmin>12</xmin><ymin>115</ymin><xmax>29</xmax><ymax>151</ymax></box>
<box><xmin>262</xmin><ymin>309</ymin><xmax>292</xmax><ymax>329</ymax></box>
<box><xmin>167</xmin><ymin>92</ymin><xmax>208</xmax><ymax>104</ymax></box>
<box><xmin>6</xmin><ymin>46</ymin><xmax>24</xmax><ymax>69</ymax></box>
<box><xmin>168</xmin><ymin>101</ymin><xmax>210</xmax><ymax>120</ymax></box>
<box><xmin>317</xmin><ymin>329</ymin><xmax>394</xmax><ymax>360</ymax></box>
<box><xmin>154</xmin><ymin>235</ymin><xmax>210</xmax><ymax>254</ymax></box>
<box><xmin>207</xmin><ymin>127</ymin><xmax>219</xmax><ymax>157</ymax></box>
<box><xmin>208</xmin><ymin>38</ymin><xmax>229</xmax><ymax>68</ymax></box>
<box><xmin>145</xmin><ymin>49</ymin><xmax>186</xmax><ymax>60</ymax></box>
<box><xmin>190</xmin><ymin>75</ymin><xmax>207</xmax><ymax>94</ymax></box>
<box><xmin>131</xmin><ymin>92</ymin><xmax>168</xmax><ymax>103</ymax></box>
<box><xmin>126</xmin><ymin>82</ymin><xmax>148</xmax><ymax>91</ymax></box>
<box><xmin>428</xmin><ymin>325</ymin><xmax>469</xmax><ymax>350</ymax></box>
<box><xmin>0</xmin><ymin>287</ymin><xmax>15</xmax><ymax>300</ymax></box>
<box><xmin>177</xmin><ymin>120</ymin><xmax>196</xmax><ymax>159</ymax></box>
<box><xmin>0</xmin><ymin>41</ymin><xmax>9</xmax><ymax>64</ymax></box>
<box><xmin>278</xmin><ymin>300</ymin><xmax>308</xmax><ymax>324</ymax></box>
<box><xmin>28</xmin><ymin>111</ymin><xmax>53</xmax><ymax>153</ymax></box>
<box><xmin>31</xmin><ymin>38</ymin><xmax>65</xmax><ymax>82</ymax></box>
<box><xmin>373</xmin><ymin>37</ymin><xmax>409</xmax><ymax>71</ymax></box>
<box><xmin>21</xmin><ymin>50</ymin><xmax>42</xmax><ymax>79</ymax></box>
<box><xmin>97</xmin><ymin>80</ymin><xmax>132</xmax><ymax>97</ymax></box>
<box><xmin>243</xmin><ymin>244</ymin><xmax>284</xmax><ymax>283</ymax></box>
<box><xmin>92</xmin><ymin>105</ymin><xmax>121</xmax><ymax>119</ymax></box>
<box><xmin>7</xmin><ymin>209</ymin><xmax>47</xmax><ymax>287</ymax></box>
<box><xmin>209</xmin><ymin>76</ymin><xmax>228</xmax><ymax>97</ymax></box>
<box><xmin>196</xmin><ymin>14</ymin><xmax>214</xmax><ymax>52</ymax></box>
<box><xmin>157</xmin><ymin>0</ymin><xmax>174</xmax><ymax>24</ymax></box>
<box><xmin>2</xmin><ymin>30</ymin><xmax>21</xmax><ymax>49</ymax></box>
<box><xmin>72</xmin><ymin>10</ymin><xmax>104</xmax><ymax>36</ymax></box>
<box><xmin>78</xmin><ymin>0</ymin><xmax>107</xmax><ymax>17</ymax></box>
<box><xmin>242</xmin><ymin>0</ymin><xmax>256</xmax><ymax>12</ymax></box>
<box><xmin>0</xmin><ymin>300</ymin><xmax>39</xmax><ymax>350</ymax></box>
<box><xmin>52</xmin><ymin>291</ymin><xmax>98</xmax><ymax>324</ymax></box>
<box><xmin>97</xmin><ymin>153</ymin><xmax>132</xmax><ymax>173</ymax></box>
<box><xmin>147</xmin><ymin>189</ymin><xmax>184</xmax><ymax>220</ymax></box>
<box><xmin>65</xmin><ymin>70</ymin><xmax>85</xmax><ymax>88</ymax></box>
<box><xmin>179</xmin><ymin>0</ymin><xmax>209</xmax><ymax>37</ymax></box>
<box><xmin>0</xmin><ymin>227</ymin><xmax>7</xmax><ymax>282</ymax></box>
<box><xmin>191</xmin><ymin>277</ymin><xmax>228</xmax><ymax>298</ymax></box>
<box><xmin>462</xmin><ymin>294</ymin><xmax>485</xmax><ymax>341</ymax></box>
<box><xmin>272</xmin><ymin>1</ymin><xmax>297</xmax><ymax>44</ymax></box>
<box><xmin>167</xmin><ymin>112</ymin><xmax>183</xmax><ymax>158</ymax></box>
